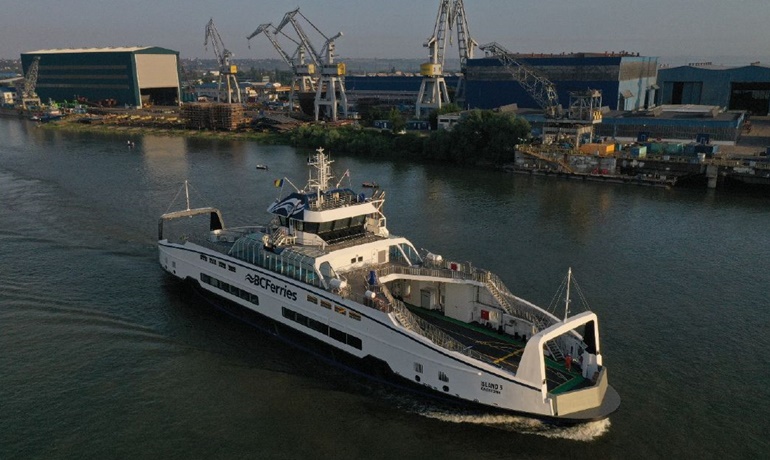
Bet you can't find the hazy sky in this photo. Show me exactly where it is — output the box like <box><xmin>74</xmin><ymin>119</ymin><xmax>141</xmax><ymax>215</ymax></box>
<box><xmin>3</xmin><ymin>0</ymin><xmax>770</xmax><ymax>65</ymax></box>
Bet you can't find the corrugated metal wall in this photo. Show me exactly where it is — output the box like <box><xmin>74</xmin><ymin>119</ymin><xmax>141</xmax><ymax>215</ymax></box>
<box><xmin>464</xmin><ymin>55</ymin><xmax>658</xmax><ymax>111</ymax></box>
<box><xmin>658</xmin><ymin>65</ymin><xmax>770</xmax><ymax>114</ymax></box>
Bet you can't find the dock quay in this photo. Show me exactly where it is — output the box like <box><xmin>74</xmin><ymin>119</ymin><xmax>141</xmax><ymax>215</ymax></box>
<box><xmin>510</xmin><ymin>116</ymin><xmax>770</xmax><ymax>192</ymax></box>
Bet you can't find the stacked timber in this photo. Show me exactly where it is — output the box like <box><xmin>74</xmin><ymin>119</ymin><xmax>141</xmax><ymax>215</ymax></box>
<box><xmin>210</xmin><ymin>104</ymin><xmax>244</xmax><ymax>130</ymax></box>
<box><xmin>180</xmin><ymin>103</ymin><xmax>244</xmax><ymax>130</ymax></box>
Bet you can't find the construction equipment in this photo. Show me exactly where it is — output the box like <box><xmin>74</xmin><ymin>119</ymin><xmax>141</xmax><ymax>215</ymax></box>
<box><xmin>449</xmin><ymin>0</ymin><xmax>478</xmax><ymax>106</ymax></box>
<box><xmin>479</xmin><ymin>42</ymin><xmax>562</xmax><ymax>119</ymax></box>
<box><xmin>314</xmin><ymin>30</ymin><xmax>348</xmax><ymax>122</ymax></box>
<box><xmin>249</xmin><ymin>8</ymin><xmax>347</xmax><ymax>121</ymax></box>
<box><xmin>247</xmin><ymin>22</ymin><xmax>316</xmax><ymax>111</ymax></box>
<box><xmin>278</xmin><ymin>8</ymin><xmax>347</xmax><ymax>121</ymax></box>
<box><xmin>416</xmin><ymin>0</ymin><xmax>452</xmax><ymax>118</ymax></box>
<box><xmin>204</xmin><ymin>18</ymin><xmax>241</xmax><ymax>104</ymax></box>
<box><xmin>17</xmin><ymin>56</ymin><xmax>41</xmax><ymax>109</ymax></box>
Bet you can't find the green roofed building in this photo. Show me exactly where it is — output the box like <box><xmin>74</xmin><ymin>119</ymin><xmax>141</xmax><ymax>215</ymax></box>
<box><xmin>20</xmin><ymin>47</ymin><xmax>181</xmax><ymax>108</ymax></box>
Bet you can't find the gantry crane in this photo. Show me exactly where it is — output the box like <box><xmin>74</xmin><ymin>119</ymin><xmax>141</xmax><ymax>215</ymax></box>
<box><xmin>17</xmin><ymin>56</ymin><xmax>41</xmax><ymax>109</ymax></box>
<box><xmin>279</xmin><ymin>8</ymin><xmax>346</xmax><ymax>121</ymax></box>
<box><xmin>314</xmin><ymin>30</ymin><xmax>348</xmax><ymax>122</ymax></box>
<box><xmin>249</xmin><ymin>8</ymin><xmax>347</xmax><ymax>121</ymax></box>
<box><xmin>416</xmin><ymin>0</ymin><xmax>452</xmax><ymax>118</ymax></box>
<box><xmin>449</xmin><ymin>0</ymin><xmax>477</xmax><ymax>106</ymax></box>
<box><xmin>204</xmin><ymin>18</ymin><xmax>241</xmax><ymax>104</ymax></box>
<box><xmin>247</xmin><ymin>23</ymin><xmax>316</xmax><ymax>111</ymax></box>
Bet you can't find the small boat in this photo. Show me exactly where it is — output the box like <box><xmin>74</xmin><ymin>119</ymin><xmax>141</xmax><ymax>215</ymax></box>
<box><xmin>255</xmin><ymin>164</ymin><xmax>269</xmax><ymax>171</ymax></box>
<box><xmin>158</xmin><ymin>147</ymin><xmax>620</xmax><ymax>423</ymax></box>
<box><xmin>361</xmin><ymin>181</ymin><xmax>378</xmax><ymax>188</ymax></box>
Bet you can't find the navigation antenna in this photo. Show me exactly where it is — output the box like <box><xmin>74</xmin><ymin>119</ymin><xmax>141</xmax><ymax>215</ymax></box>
<box><xmin>306</xmin><ymin>147</ymin><xmax>334</xmax><ymax>202</ymax></box>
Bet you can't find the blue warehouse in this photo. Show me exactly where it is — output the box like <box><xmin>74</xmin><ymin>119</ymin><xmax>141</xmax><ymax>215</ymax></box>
<box><xmin>657</xmin><ymin>63</ymin><xmax>770</xmax><ymax>115</ymax></box>
<box><xmin>464</xmin><ymin>53</ymin><xmax>659</xmax><ymax>112</ymax></box>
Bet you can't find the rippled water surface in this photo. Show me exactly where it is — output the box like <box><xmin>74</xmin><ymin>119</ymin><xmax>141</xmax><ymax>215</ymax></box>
<box><xmin>1</xmin><ymin>119</ymin><xmax>768</xmax><ymax>459</ymax></box>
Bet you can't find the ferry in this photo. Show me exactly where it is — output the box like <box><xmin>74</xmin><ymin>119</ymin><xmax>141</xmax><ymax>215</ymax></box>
<box><xmin>158</xmin><ymin>148</ymin><xmax>620</xmax><ymax>423</ymax></box>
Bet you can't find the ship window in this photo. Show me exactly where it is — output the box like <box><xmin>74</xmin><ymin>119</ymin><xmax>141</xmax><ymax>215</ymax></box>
<box><xmin>200</xmin><ymin>273</ymin><xmax>211</xmax><ymax>284</ymax></box>
<box><xmin>228</xmin><ymin>265</ymin><xmax>236</xmax><ymax>272</ymax></box>
<box><xmin>357</xmin><ymin>256</ymin><xmax>363</xmax><ymax>262</ymax></box>
<box><xmin>318</xmin><ymin>221</ymin><xmax>333</xmax><ymax>234</ymax></box>
<box><xmin>351</xmin><ymin>258</ymin><xmax>356</xmax><ymax>264</ymax></box>
<box><xmin>210</xmin><ymin>258</ymin><xmax>217</xmax><ymax>265</ymax></box>
<box><xmin>295</xmin><ymin>312</ymin><xmax>309</xmax><ymax>327</ymax></box>
<box><xmin>282</xmin><ymin>307</ymin><xmax>296</xmax><ymax>321</ymax></box>
<box><xmin>414</xmin><ymin>362</ymin><xmax>423</xmax><ymax>373</ymax></box>
<box><xmin>250</xmin><ymin>294</ymin><xmax>260</xmax><ymax>305</ymax></box>
<box><xmin>218</xmin><ymin>261</ymin><xmax>226</xmax><ymax>268</ymax></box>
<box><xmin>334</xmin><ymin>306</ymin><xmax>346</xmax><ymax>315</ymax></box>
<box><xmin>239</xmin><ymin>290</ymin><xmax>250</xmax><ymax>300</ymax></box>
<box><xmin>439</xmin><ymin>371</ymin><xmax>449</xmax><ymax>383</ymax></box>
<box><xmin>307</xmin><ymin>295</ymin><xmax>318</xmax><ymax>304</ymax></box>
<box><xmin>347</xmin><ymin>335</ymin><xmax>362</xmax><ymax>350</ymax></box>
<box><xmin>349</xmin><ymin>311</ymin><xmax>361</xmax><ymax>321</ymax></box>
<box><xmin>308</xmin><ymin>318</ymin><xmax>328</xmax><ymax>335</ymax></box>
<box><xmin>221</xmin><ymin>282</ymin><xmax>230</xmax><ymax>291</ymax></box>
<box><xmin>329</xmin><ymin>327</ymin><xmax>346</xmax><ymax>343</ymax></box>
<box><xmin>200</xmin><ymin>254</ymin><xmax>208</xmax><ymax>261</ymax></box>
<box><xmin>320</xmin><ymin>300</ymin><xmax>332</xmax><ymax>309</ymax></box>
<box><xmin>304</xmin><ymin>222</ymin><xmax>319</xmax><ymax>234</ymax></box>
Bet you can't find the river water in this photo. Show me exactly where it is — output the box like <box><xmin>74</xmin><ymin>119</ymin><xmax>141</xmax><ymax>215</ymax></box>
<box><xmin>1</xmin><ymin>118</ymin><xmax>768</xmax><ymax>459</ymax></box>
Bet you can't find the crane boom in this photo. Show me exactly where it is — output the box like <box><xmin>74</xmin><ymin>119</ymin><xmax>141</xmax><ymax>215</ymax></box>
<box><xmin>248</xmin><ymin>23</ymin><xmax>295</xmax><ymax>70</ymax></box>
<box><xmin>479</xmin><ymin>42</ymin><xmax>562</xmax><ymax>118</ymax></box>
<box><xmin>450</xmin><ymin>0</ymin><xmax>477</xmax><ymax>68</ymax></box>
<box><xmin>276</xmin><ymin>8</ymin><xmax>322</xmax><ymax>67</ymax></box>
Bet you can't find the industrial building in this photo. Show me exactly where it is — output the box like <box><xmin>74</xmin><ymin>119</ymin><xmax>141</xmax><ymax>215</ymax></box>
<box><xmin>464</xmin><ymin>53</ymin><xmax>659</xmax><ymax>111</ymax></box>
<box><xmin>657</xmin><ymin>63</ymin><xmax>770</xmax><ymax>115</ymax></box>
<box><xmin>20</xmin><ymin>47</ymin><xmax>181</xmax><ymax>107</ymax></box>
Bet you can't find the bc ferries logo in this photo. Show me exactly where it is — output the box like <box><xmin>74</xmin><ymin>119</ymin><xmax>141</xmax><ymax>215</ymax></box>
<box><xmin>268</xmin><ymin>197</ymin><xmax>305</xmax><ymax>218</ymax></box>
<box><xmin>246</xmin><ymin>273</ymin><xmax>298</xmax><ymax>301</ymax></box>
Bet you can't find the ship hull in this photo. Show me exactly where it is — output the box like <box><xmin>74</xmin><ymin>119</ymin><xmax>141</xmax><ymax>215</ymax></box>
<box><xmin>159</xmin><ymin>240</ymin><xmax>619</xmax><ymax>423</ymax></box>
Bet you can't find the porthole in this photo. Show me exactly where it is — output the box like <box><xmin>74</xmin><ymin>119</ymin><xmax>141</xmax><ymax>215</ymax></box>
<box><xmin>415</xmin><ymin>375</ymin><xmax>421</xmax><ymax>382</ymax></box>
<box><xmin>443</xmin><ymin>385</ymin><xmax>449</xmax><ymax>392</ymax></box>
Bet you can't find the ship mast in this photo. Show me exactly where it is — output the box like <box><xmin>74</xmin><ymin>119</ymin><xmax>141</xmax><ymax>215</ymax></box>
<box><xmin>306</xmin><ymin>147</ymin><xmax>334</xmax><ymax>204</ymax></box>
<box><xmin>564</xmin><ymin>267</ymin><xmax>572</xmax><ymax>321</ymax></box>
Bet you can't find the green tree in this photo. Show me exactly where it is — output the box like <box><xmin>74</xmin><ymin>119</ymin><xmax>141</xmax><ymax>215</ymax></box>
<box><xmin>388</xmin><ymin>108</ymin><xmax>406</xmax><ymax>134</ymax></box>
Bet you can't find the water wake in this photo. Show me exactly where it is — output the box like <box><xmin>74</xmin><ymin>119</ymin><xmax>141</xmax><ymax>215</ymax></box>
<box><xmin>419</xmin><ymin>408</ymin><xmax>611</xmax><ymax>441</ymax></box>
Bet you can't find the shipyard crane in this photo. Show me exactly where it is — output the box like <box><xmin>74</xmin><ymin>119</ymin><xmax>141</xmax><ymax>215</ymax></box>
<box><xmin>314</xmin><ymin>31</ymin><xmax>348</xmax><ymax>122</ymax></box>
<box><xmin>247</xmin><ymin>23</ymin><xmax>316</xmax><ymax>111</ymax></box>
<box><xmin>272</xmin><ymin>7</ymin><xmax>347</xmax><ymax>121</ymax></box>
<box><xmin>416</xmin><ymin>0</ymin><xmax>452</xmax><ymax>118</ymax></box>
<box><xmin>479</xmin><ymin>42</ymin><xmax>562</xmax><ymax>118</ymax></box>
<box><xmin>17</xmin><ymin>56</ymin><xmax>41</xmax><ymax>109</ymax></box>
<box><xmin>275</xmin><ymin>8</ymin><xmax>322</xmax><ymax>68</ymax></box>
<box><xmin>449</xmin><ymin>0</ymin><xmax>478</xmax><ymax>106</ymax></box>
<box><xmin>204</xmin><ymin>18</ymin><xmax>241</xmax><ymax>104</ymax></box>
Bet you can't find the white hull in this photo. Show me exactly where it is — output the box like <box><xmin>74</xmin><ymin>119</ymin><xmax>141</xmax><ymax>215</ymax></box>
<box><xmin>159</xmin><ymin>240</ymin><xmax>617</xmax><ymax>421</ymax></box>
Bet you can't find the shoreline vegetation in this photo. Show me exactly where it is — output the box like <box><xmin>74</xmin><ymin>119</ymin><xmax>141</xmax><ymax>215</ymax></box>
<box><xmin>42</xmin><ymin>109</ymin><xmax>531</xmax><ymax>167</ymax></box>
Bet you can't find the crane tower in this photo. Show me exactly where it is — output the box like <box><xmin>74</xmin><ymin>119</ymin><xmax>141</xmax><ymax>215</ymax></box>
<box><xmin>205</xmin><ymin>18</ymin><xmax>241</xmax><ymax>104</ymax></box>
<box><xmin>416</xmin><ymin>0</ymin><xmax>452</xmax><ymax>118</ymax></box>
<box><xmin>247</xmin><ymin>23</ymin><xmax>316</xmax><ymax>111</ymax></box>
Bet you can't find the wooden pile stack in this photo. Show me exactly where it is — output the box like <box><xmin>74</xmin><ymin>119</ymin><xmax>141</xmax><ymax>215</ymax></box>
<box><xmin>180</xmin><ymin>103</ymin><xmax>245</xmax><ymax>130</ymax></box>
<box><xmin>210</xmin><ymin>104</ymin><xmax>244</xmax><ymax>131</ymax></box>
<box><xmin>180</xmin><ymin>103</ymin><xmax>212</xmax><ymax>130</ymax></box>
